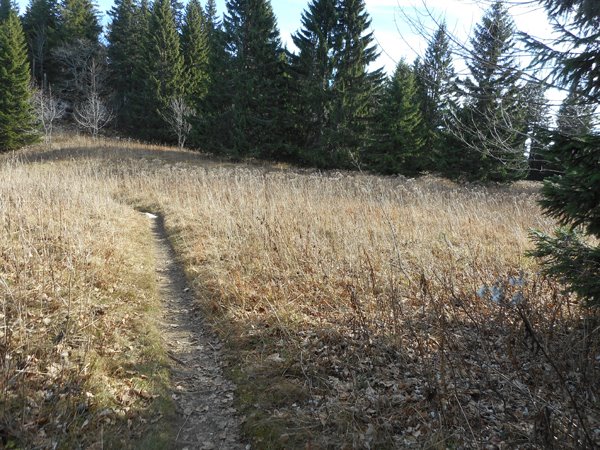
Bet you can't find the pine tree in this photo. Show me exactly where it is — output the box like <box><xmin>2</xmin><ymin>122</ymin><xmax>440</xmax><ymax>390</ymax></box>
<box><xmin>58</xmin><ymin>0</ymin><xmax>101</xmax><ymax>44</ymax></box>
<box><xmin>204</xmin><ymin>0</ymin><xmax>218</xmax><ymax>27</ymax></box>
<box><xmin>521</xmin><ymin>82</ymin><xmax>552</xmax><ymax>180</ymax></box>
<box><xmin>107</xmin><ymin>0</ymin><xmax>142</xmax><ymax>129</ymax></box>
<box><xmin>142</xmin><ymin>0</ymin><xmax>185</xmax><ymax>141</ymax></box>
<box><xmin>526</xmin><ymin>0</ymin><xmax>600</xmax><ymax>309</ymax></box>
<box><xmin>330</xmin><ymin>0</ymin><xmax>384</xmax><ymax>168</ymax></box>
<box><xmin>194</xmin><ymin>0</ymin><xmax>232</xmax><ymax>152</ymax></box>
<box><xmin>125</xmin><ymin>0</ymin><xmax>151</xmax><ymax>134</ymax></box>
<box><xmin>456</xmin><ymin>0</ymin><xmax>527</xmax><ymax>181</ymax></box>
<box><xmin>555</xmin><ymin>91</ymin><xmax>595</xmax><ymax>138</ymax></box>
<box><xmin>181</xmin><ymin>0</ymin><xmax>209</xmax><ymax>106</ymax></box>
<box><xmin>222</xmin><ymin>0</ymin><xmax>288</xmax><ymax>158</ymax></box>
<box><xmin>290</xmin><ymin>0</ymin><xmax>338</xmax><ymax>166</ymax></box>
<box><xmin>528</xmin><ymin>90</ymin><xmax>590</xmax><ymax>180</ymax></box>
<box><xmin>22</xmin><ymin>0</ymin><xmax>60</xmax><ymax>86</ymax></box>
<box><xmin>370</xmin><ymin>60</ymin><xmax>425</xmax><ymax>175</ymax></box>
<box><xmin>415</xmin><ymin>23</ymin><xmax>456</xmax><ymax>170</ymax></box>
<box><xmin>0</xmin><ymin>10</ymin><xmax>38</xmax><ymax>151</ymax></box>
<box><xmin>0</xmin><ymin>0</ymin><xmax>16</xmax><ymax>21</ymax></box>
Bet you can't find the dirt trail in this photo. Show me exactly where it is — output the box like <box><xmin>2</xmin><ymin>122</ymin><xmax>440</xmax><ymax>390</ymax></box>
<box><xmin>145</xmin><ymin>212</ymin><xmax>247</xmax><ymax>450</ymax></box>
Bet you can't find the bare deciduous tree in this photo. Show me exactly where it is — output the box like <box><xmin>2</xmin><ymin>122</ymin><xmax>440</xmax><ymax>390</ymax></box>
<box><xmin>70</xmin><ymin>51</ymin><xmax>113</xmax><ymax>139</ymax></box>
<box><xmin>33</xmin><ymin>88</ymin><xmax>65</xmax><ymax>144</ymax></box>
<box><xmin>74</xmin><ymin>92</ymin><xmax>113</xmax><ymax>139</ymax></box>
<box><xmin>160</xmin><ymin>97</ymin><xmax>194</xmax><ymax>149</ymax></box>
<box><xmin>52</xmin><ymin>39</ymin><xmax>101</xmax><ymax>105</ymax></box>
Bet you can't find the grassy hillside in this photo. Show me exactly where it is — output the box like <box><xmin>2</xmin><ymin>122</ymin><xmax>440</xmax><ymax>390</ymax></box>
<box><xmin>1</xmin><ymin>137</ymin><xmax>598</xmax><ymax>448</ymax></box>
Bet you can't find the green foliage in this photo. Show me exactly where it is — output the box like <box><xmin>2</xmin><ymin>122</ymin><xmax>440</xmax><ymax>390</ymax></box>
<box><xmin>454</xmin><ymin>1</ymin><xmax>528</xmax><ymax>182</ymax></box>
<box><xmin>290</xmin><ymin>0</ymin><xmax>338</xmax><ymax>166</ymax></box>
<box><xmin>530</xmin><ymin>228</ymin><xmax>600</xmax><ymax>306</ymax></box>
<box><xmin>530</xmin><ymin>90</ymin><xmax>594</xmax><ymax>180</ymax></box>
<box><xmin>290</xmin><ymin>0</ymin><xmax>384</xmax><ymax>168</ymax></box>
<box><xmin>523</xmin><ymin>82</ymin><xmax>552</xmax><ymax>180</ymax></box>
<box><xmin>51</xmin><ymin>0</ymin><xmax>102</xmax><ymax>105</ymax></box>
<box><xmin>22</xmin><ymin>0</ymin><xmax>61</xmax><ymax>85</ymax></box>
<box><xmin>192</xmin><ymin>0</ymin><xmax>229</xmax><ymax>152</ymax></box>
<box><xmin>107</xmin><ymin>0</ymin><xmax>151</xmax><ymax>131</ymax></box>
<box><xmin>330</xmin><ymin>0</ymin><xmax>385</xmax><ymax>168</ymax></box>
<box><xmin>181</xmin><ymin>0</ymin><xmax>209</xmax><ymax>105</ymax></box>
<box><xmin>414</xmin><ymin>23</ymin><xmax>456</xmax><ymax>171</ymax></box>
<box><xmin>539</xmin><ymin>136</ymin><xmax>600</xmax><ymax>237</ymax></box>
<box><xmin>122</xmin><ymin>0</ymin><xmax>151</xmax><ymax>134</ymax></box>
<box><xmin>0</xmin><ymin>0</ymin><xmax>17</xmax><ymax>21</ymax></box>
<box><xmin>58</xmin><ymin>0</ymin><xmax>101</xmax><ymax>44</ymax></box>
<box><xmin>221</xmin><ymin>0</ymin><xmax>289</xmax><ymax>159</ymax></box>
<box><xmin>555</xmin><ymin>90</ymin><xmax>596</xmax><ymax>138</ymax></box>
<box><xmin>0</xmin><ymin>10</ymin><xmax>38</xmax><ymax>151</ymax></box>
<box><xmin>370</xmin><ymin>60</ymin><xmax>425</xmax><ymax>175</ymax></box>
<box><xmin>524</xmin><ymin>0</ymin><xmax>600</xmax><ymax>103</ymax></box>
<box><xmin>527</xmin><ymin>0</ymin><xmax>600</xmax><ymax>306</ymax></box>
<box><xmin>204</xmin><ymin>0</ymin><xmax>218</xmax><ymax>26</ymax></box>
<box><xmin>142</xmin><ymin>0</ymin><xmax>185</xmax><ymax>141</ymax></box>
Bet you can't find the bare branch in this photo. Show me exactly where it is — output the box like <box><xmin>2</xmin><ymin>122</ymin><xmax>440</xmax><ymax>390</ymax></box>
<box><xmin>74</xmin><ymin>93</ymin><xmax>113</xmax><ymax>139</ymax></box>
<box><xmin>159</xmin><ymin>98</ymin><xmax>194</xmax><ymax>149</ymax></box>
<box><xmin>32</xmin><ymin>88</ymin><xmax>66</xmax><ymax>145</ymax></box>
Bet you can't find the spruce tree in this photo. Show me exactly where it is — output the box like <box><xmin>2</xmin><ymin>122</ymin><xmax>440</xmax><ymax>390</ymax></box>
<box><xmin>290</xmin><ymin>0</ymin><xmax>338</xmax><ymax>166</ymax></box>
<box><xmin>330</xmin><ymin>0</ymin><xmax>384</xmax><ymax>168</ymax></box>
<box><xmin>58</xmin><ymin>0</ymin><xmax>101</xmax><ymax>44</ymax></box>
<box><xmin>555</xmin><ymin>91</ymin><xmax>595</xmax><ymax>138</ymax></box>
<box><xmin>0</xmin><ymin>0</ymin><xmax>16</xmax><ymax>21</ymax></box>
<box><xmin>370</xmin><ymin>60</ymin><xmax>425</xmax><ymax>175</ymax></box>
<box><xmin>125</xmin><ymin>0</ymin><xmax>151</xmax><ymax>135</ymax></box>
<box><xmin>22</xmin><ymin>0</ymin><xmax>60</xmax><ymax>86</ymax></box>
<box><xmin>107</xmin><ymin>0</ymin><xmax>142</xmax><ymax>129</ymax></box>
<box><xmin>456</xmin><ymin>0</ymin><xmax>527</xmax><ymax>181</ymax></box>
<box><xmin>0</xmin><ymin>10</ymin><xmax>38</xmax><ymax>151</ymax></box>
<box><xmin>204</xmin><ymin>0</ymin><xmax>218</xmax><ymax>27</ymax></box>
<box><xmin>525</xmin><ymin>0</ymin><xmax>600</xmax><ymax>308</ymax></box>
<box><xmin>521</xmin><ymin>82</ymin><xmax>552</xmax><ymax>180</ymax></box>
<box><xmin>52</xmin><ymin>0</ymin><xmax>102</xmax><ymax>104</ymax></box>
<box><xmin>181</xmin><ymin>0</ymin><xmax>209</xmax><ymax>106</ymax></box>
<box><xmin>222</xmin><ymin>0</ymin><xmax>288</xmax><ymax>158</ymax></box>
<box><xmin>528</xmin><ymin>90</ymin><xmax>589</xmax><ymax>180</ymax></box>
<box><xmin>415</xmin><ymin>23</ymin><xmax>456</xmax><ymax>171</ymax></box>
<box><xmin>142</xmin><ymin>0</ymin><xmax>185</xmax><ymax>141</ymax></box>
<box><xmin>195</xmin><ymin>0</ymin><xmax>233</xmax><ymax>152</ymax></box>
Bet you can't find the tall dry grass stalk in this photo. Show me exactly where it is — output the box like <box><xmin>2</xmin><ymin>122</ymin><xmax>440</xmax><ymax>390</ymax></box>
<box><xmin>0</xmin><ymin>157</ymin><xmax>174</xmax><ymax>449</ymax></box>
<box><xmin>2</xmin><ymin>140</ymin><xmax>598</xmax><ymax>448</ymax></box>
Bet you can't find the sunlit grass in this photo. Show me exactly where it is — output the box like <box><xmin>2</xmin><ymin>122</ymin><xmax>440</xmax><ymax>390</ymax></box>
<box><xmin>2</xmin><ymin>137</ymin><xmax>598</xmax><ymax>448</ymax></box>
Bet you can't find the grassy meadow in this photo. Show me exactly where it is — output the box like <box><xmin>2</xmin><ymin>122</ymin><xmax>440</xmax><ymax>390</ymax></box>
<box><xmin>1</xmin><ymin>136</ymin><xmax>598</xmax><ymax>448</ymax></box>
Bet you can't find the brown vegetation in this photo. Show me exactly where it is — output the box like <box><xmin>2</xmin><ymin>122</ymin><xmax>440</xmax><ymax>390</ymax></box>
<box><xmin>0</xmin><ymin>152</ymin><xmax>175</xmax><ymax>449</ymax></box>
<box><xmin>1</xmin><ymin>137</ymin><xmax>598</xmax><ymax>448</ymax></box>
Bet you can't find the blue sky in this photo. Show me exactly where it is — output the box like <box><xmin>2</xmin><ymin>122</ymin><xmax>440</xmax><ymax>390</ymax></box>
<box><xmin>16</xmin><ymin>0</ymin><xmax>552</xmax><ymax>76</ymax></box>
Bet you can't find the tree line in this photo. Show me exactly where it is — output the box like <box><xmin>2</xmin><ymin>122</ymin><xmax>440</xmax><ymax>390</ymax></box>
<box><xmin>0</xmin><ymin>0</ymin><xmax>595</xmax><ymax>182</ymax></box>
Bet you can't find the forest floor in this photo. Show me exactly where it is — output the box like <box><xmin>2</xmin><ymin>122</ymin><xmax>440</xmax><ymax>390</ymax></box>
<box><xmin>1</xmin><ymin>135</ymin><xmax>599</xmax><ymax>449</ymax></box>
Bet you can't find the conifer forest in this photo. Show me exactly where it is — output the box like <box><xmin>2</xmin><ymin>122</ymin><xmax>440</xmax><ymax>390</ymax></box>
<box><xmin>0</xmin><ymin>0</ymin><xmax>594</xmax><ymax>181</ymax></box>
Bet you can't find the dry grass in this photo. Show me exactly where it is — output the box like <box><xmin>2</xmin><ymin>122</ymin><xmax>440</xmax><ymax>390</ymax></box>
<box><xmin>2</xmin><ymin>137</ymin><xmax>599</xmax><ymax>448</ymax></box>
<box><xmin>0</xmin><ymin>155</ymin><xmax>175</xmax><ymax>449</ymax></box>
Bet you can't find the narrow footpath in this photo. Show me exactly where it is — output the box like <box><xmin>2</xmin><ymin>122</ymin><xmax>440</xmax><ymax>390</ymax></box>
<box><xmin>145</xmin><ymin>212</ymin><xmax>247</xmax><ymax>450</ymax></box>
